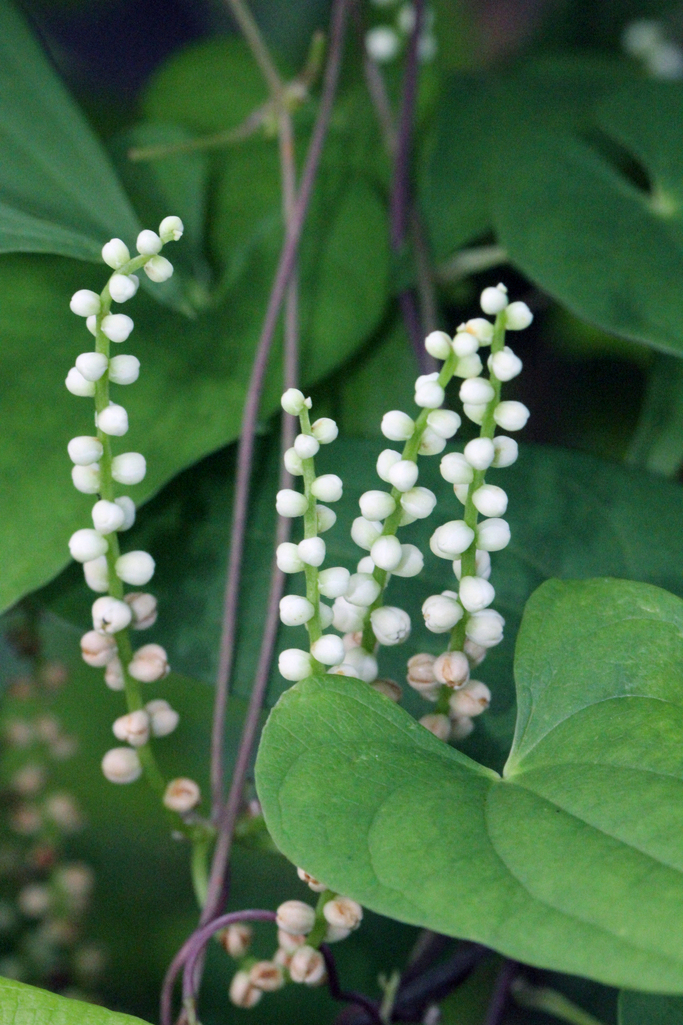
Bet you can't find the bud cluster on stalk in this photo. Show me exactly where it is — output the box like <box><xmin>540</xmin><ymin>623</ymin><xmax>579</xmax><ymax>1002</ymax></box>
<box><xmin>365</xmin><ymin>1</ymin><xmax>437</xmax><ymax>66</ymax></box>
<box><xmin>64</xmin><ymin>220</ymin><xmax>200</xmax><ymax>812</ymax></box>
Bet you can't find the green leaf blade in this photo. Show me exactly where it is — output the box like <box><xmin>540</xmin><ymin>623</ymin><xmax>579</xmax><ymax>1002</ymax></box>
<box><xmin>0</xmin><ymin>977</ymin><xmax>150</xmax><ymax>1025</ymax></box>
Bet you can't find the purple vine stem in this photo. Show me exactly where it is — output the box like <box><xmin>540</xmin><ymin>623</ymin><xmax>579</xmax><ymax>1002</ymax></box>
<box><xmin>320</xmin><ymin>944</ymin><xmax>385</xmax><ymax>1025</ymax></box>
<box><xmin>483</xmin><ymin>959</ymin><xmax>519</xmax><ymax>1025</ymax></box>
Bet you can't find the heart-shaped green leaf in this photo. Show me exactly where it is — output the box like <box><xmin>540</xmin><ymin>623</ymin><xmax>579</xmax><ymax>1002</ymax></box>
<box><xmin>0</xmin><ymin>976</ymin><xmax>149</xmax><ymax>1025</ymax></box>
<box><xmin>256</xmin><ymin>577</ymin><xmax>683</xmax><ymax>991</ymax></box>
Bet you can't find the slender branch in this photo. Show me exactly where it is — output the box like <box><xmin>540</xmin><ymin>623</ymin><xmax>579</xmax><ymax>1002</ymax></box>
<box><xmin>361</xmin><ymin>45</ymin><xmax>397</xmax><ymax>154</ymax></box>
<box><xmin>321</xmin><ymin>945</ymin><xmax>385</xmax><ymax>1025</ymax></box>
<box><xmin>483</xmin><ymin>959</ymin><xmax>518</xmax><ymax>1025</ymax></box>
<box><xmin>224</xmin><ymin>0</ymin><xmax>284</xmax><ymax>97</ymax></box>
<box><xmin>436</xmin><ymin>244</ymin><xmax>508</xmax><ymax>283</ymax></box>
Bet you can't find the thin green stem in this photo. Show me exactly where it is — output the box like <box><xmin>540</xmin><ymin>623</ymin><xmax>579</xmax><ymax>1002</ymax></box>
<box><xmin>306</xmin><ymin>889</ymin><xmax>335</xmax><ymax>948</ymax></box>
<box><xmin>190</xmin><ymin>836</ymin><xmax>211</xmax><ymax>908</ymax></box>
<box><xmin>512</xmin><ymin>982</ymin><xmax>607</xmax><ymax>1025</ymax></box>
<box><xmin>299</xmin><ymin>407</ymin><xmax>322</xmax><ymax>653</ymax></box>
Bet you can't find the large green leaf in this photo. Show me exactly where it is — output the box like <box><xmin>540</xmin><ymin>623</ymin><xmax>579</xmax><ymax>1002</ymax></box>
<box><xmin>0</xmin><ymin>2</ymin><xmax>140</xmax><ymax>260</ymax></box>
<box><xmin>619</xmin><ymin>990</ymin><xmax>683</xmax><ymax>1024</ymax></box>
<box><xmin>256</xmin><ymin>577</ymin><xmax>683</xmax><ymax>991</ymax></box>
<box><xmin>0</xmin><ymin>978</ymin><xmax>149</xmax><ymax>1025</ymax></box>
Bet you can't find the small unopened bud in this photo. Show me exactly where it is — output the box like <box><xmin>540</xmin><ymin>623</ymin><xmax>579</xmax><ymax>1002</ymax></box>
<box><xmin>280</xmin><ymin>595</ymin><xmax>315</xmax><ymax>626</ymax></box>
<box><xmin>316</xmin><ymin>505</ymin><xmax>336</xmax><ymax>532</ymax></box>
<box><xmin>72</xmin><ymin>464</ymin><xmax>101</xmax><ymax>494</ymax></box>
<box><xmin>128</xmin><ymin>643</ymin><xmax>169</xmax><ymax>682</ymax></box>
<box><xmin>281</xmin><ymin>388</ymin><xmax>308</xmax><ymax>415</ymax></box>
<box><xmin>69</xmin><ymin>529</ymin><xmax>108</xmax><ymax>563</ymax></box>
<box><xmin>370</xmin><ymin>606</ymin><xmax>411</xmax><ymax>646</ymax></box>
<box><xmin>466</xmin><ymin>609</ymin><xmax>505</xmax><ymax>648</ymax></box>
<box><xmin>351</xmin><ymin>516</ymin><xmax>383</xmax><ymax>551</ymax></box>
<box><xmin>311</xmin><ymin>417</ymin><xmax>338</xmax><ymax>444</ymax></box>
<box><xmin>464</xmin><ymin>638</ymin><xmax>487</xmax><ymax>666</ymax></box>
<box><xmin>492</xmin><ymin>435</ymin><xmax>518</xmax><ymax>468</ymax></box>
<box><xmin>113</xmin><ymin>710</ymin><xmax>150</xmax><ymax>747</ymax></box>
<box><xmin>124</xmin><ymin>592</ymin><xmax>158</xmax><ymax>630</ymax></box>
<box><xmin>136</xmin><ymin>229</ymin><xmax>162</xmax><ymax>256</ymax></box>
<box><xmin>111</xmin><ymin>452</ymin><xmax>146</xmax><ymax>485</ymax></box>
<box><xmin>297</xmin><ymin>867</ymin><xmax>328</xmax><ymax>892</ymax></box>
<box><xmin>219</xmin><ymin>923</ymin><xmax>253</xmax><ymax>958</ymax></box>
<box><xmin>278</xmin><ymin>928</ymin><xmax>307</xmax><ymax>953</ymax></box>
<box><xmin>376</xmin><ymin>448</ymin><xmax>401</xmax><ymax>482</ymax></box>
<box><xmin>464</xmin><ymin>437</ymin><xmax>495</xmax><ymax>470</ymax></box>
<box><xmin>229</xmin><ymin>970</ymin><xmax>262</xmax><ymax>1008</ymax></box>
<box><xmin>414</xmin><ymin>372</ymin><xmax>445</xmax><ymax>409</ymax></box>
<box><xmin>393</xmin><ymin>543</ymin><xmax>423</xmax><ymax>578</ymax></box>
<box><xmin>311</xmin><ymin>634</ymin><xmax>346</xmax><ymax>666</ymax></box>
<box><xmin>407</xmin><ymin>653</ymin><xmax>436</xmax><ymax>685</ymax></box>
<box><xmin>101</xmin><ymin>313</ymin><xmax>134</xmax><ymax>344</ymax></box>
<box><xmin>332</xmin><ymin>598</ymin><xmax>365</xmax><ymax>633</ymax></box>
<box><xmin>381</xmin><ymin>410</ymin><xmax>415</xmax><ymax>441</ymax></box>
<box><xmin>249</xmin><ymin>961</ymin><xmax>284</xmax><ymax>992</ymax></box>
<box><xmin>144</xmin><ymin>255</ymin><xmax>174</xmax><ymax>282</ymax></box>
<box><xmin>433</xmin><ymin>650</ymin><xmax>470</xmax><ymax>688</ymax></box>
<box><xmin>464</xmin><ymin>318</ymin><xmax>494</xmax><ymax>343</ymax></box>
<box><xmin>477</xmin><ymin>518</ymin><xmax>511</xmax><ymax>552</ymax></box>
<box><xmin>449</xmin><ymin>680</ymin><xmax>491</xmax><ymax>717</ymax></box>
<box><xmin>419</xmin><ymin>426</ymin><xmax>446</xmax><ymax>456</ymax></box>
<box><xmin>318</xmin><ymin>566</ymin><xmax>350</xmax><ymax>598</ymax></box>
<box><xmin>311</xmin><ymin>474</ymin><xmax>343</xmax><ymax>502</ymax></box>
<box><xmin>453</xmin><ymin>549</ymin><xmax>491</xmax><ymax>581</ymax></box>
<box><xmin>294</xmin><ymin>433</ymin><xmax>320</xmax><ymax>459</ymax></box>
<box><xmin>341</xmin><ymin>646</ymin><xmax>378</xmax><ymax>683</ymax></box>
<box><xmin>440</xmin><ymin>452</ymin><xmax>473</xmax><ymax>485</ymax></box>
<box><xmin>80</xmin><ymin>630</ymin><xmax>116</xmax><ymax>667</ymax></box>
<box><xmin>371</xmin><ymin>534</ymin><xmax>403</xmax><ymax>571</ymax></box>
<box><xmin>115</xmin><ymin>550</ymin><xmax>155</xmax><ymax>585</ymax></box>
<box><xmin>145</xmin><ymin>699</ymin><xmax>179</xmax><ymax>737</ymax></box>
<box><xmin>422</xmin><ymin>591</ymin><xmax>464</xmax><ymax>634</ymax></box>
<box><xmin>456</xmin><ymin>354</ymin><xmax>484</xmax><ymax>378</ymax></box>
<box><xmin>504</xmin><ymin>301</ymin><xmax>533</xmax><ymax>330</ymax></box>
<box><xmin>284</xmin><ymin>447</ymin><xmax>304</xmax><ymax>476</ymax></box>
<box><xmin>427</xmin><ymin>409</ymin><xmax>461</xmax><ymax>439</ymax></box>
<box><xmin>279</xmin><ymin>648</ymin><xmax>313</xmax><ymax>681</ymax></box>
<box><xmin>480</xmin><ymin>284</ymin><xmax>508</xmax><ymax>315</ymax></box>
<box><xmin>493</xmin><ymin>401</ymin><xmax>530</xmax><ymax>432</ymax></box>
<box><xmin>424</xmin><ymin>330</ymin><xmax>452</xmax><ymax>360</ymax></box>
<box><xmin>450</xmin><ymin>713</ymin><xmax>475</xmax><ymax>741</ymax></box>
<box><xmin>92</xmin><ymin>499</ymin><xmax>125</xmax><ymax>535</ymax></box>
<box><xmin>66</xmin><ymin>366</ymin><xmax>96</xmax><ymax>397</ymax></box>
<box><xmin>289</xmin><ymin>945</ymin><xmax>326</xmax><ymax>985</ymax></box>
<box><xmin>102</xmin><ymin>238</ymin><xmax>130</xmax><ymax>269</ymax></box>
<box><xmin>109</xmin><ymin>273</ymin><xmax>139</xmax><ymax>303</ymax></box>
<box><xmin>459</xmin><ymin>575</ymin><xmax>495</xmax><ymax>612</ymax></box>
<box><xmin>159</xmin><ymin>215</ymin><xmax>184</xmax><ymax>242</ymax></box>
<box><xmin>323</xmin><ymin>897</ymin><xmax>362</xmax><ymax>931</ymax></box>
<box><xmin>489</xmin><ymin>346</ymin><xmax>522</xmax><ymax>381</ymax></box>
<box><xmin>359</xmin><ymin>489</ymin><xmax>396</xmax><ymax>521</ymax></box>
<box><xmin>70</xmin><ymin>289</ymin><xmax>101</xmax><ymax>317</ymax></box>
<box><xmin>92</xmin><ymin>596</ymin><xmax>132</xmax><ymax>634</ymax></box>
<box><xmin>75</xmin><ymin>352</ymin><xmax>108</xmax><ymax>382</ymax></box>
<box><xmin>104</xmin><ymin>656</ymin><xmax>124</xmax><ymax>691</ymax></box>
<box><xmin>370</xmin><ymin>678</ymin><xmax>402</xmax><ymax>702</ymax></box>
<box><xmin>298</xmin><ymin>536</ymin><xmax>326</xmax><ymax>567</ymax></box>
<box><xmin>420</xmin><ymin>713</ymin><xmax>451</xmax><ymax>741</ymax></box>
<box><xmin>101</xmin><ymin>747</ymin><xmax>141</xmax><ymax>784</ymax></box>
<box><xmin>163</xmin><ymin>777</ymin><xmax>200</xmax><ymax>813</ymax></box>
<box><xmin>430</xmin><ymin>521</ymin><xmax>474</xmax><ymax>559</ymax></box>
<box><xmin>460</xmin><ymin>377</ymin><xmax>495</xmax><ymax>405</ymax></box>
<box><xmin>97</xmin><ymin>402</ymin><xmax>128</xmax><ymax>436</ymax></box>
<box><xmin>276</xmin><ymin>489</ymin><xmax>308</xmax><ymax>517</ymax></box>
<box><xmin>276</xmin><ymin>900</ymin><xmax>316</xmax><ymax>936</ymax></box>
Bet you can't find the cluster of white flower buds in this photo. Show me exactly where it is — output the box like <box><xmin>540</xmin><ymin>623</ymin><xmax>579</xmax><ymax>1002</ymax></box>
<box><xmin>227</xmin><ymin>868</ymin><xmax>363</xmax><ymax>1008</ymax></box>
<box><xmin>65</xmin><ymin>220</ymin><xmax>199</xmax><ymax>808</ymax></box>
<box><xmin>622</xmin><ymin>19</ymin><xmax>683</xmax><ymax>79</ymax></box>
<box><xmin>365</xmin><ymin>1</ymin><xmax>436</xmax><ymax>65</ymax></box>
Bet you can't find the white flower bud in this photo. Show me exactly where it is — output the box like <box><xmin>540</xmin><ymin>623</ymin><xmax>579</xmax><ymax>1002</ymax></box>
<box><xmin>327</xmin><ymin>662</ymin><xmax>359</xmax><ymax>678</ymax></box>
<box><xmin>346</xmin><ymin>572</ymin><xmax>381</xmax><ymax>607</ymax></box>
<box><xmin>463</xmin><ymin>403</ymin><xmax>486</xmax><ymax>426</ymax></box>
<box><xmin>365</xmin><ymin>25</ymin><xmax>400</xmax><ymax>62</ymax></box>
<box><xmin>356</xmin><ymin>556</ymin><xmax>375</xmax><ymax>574</ymax></box>
<box><xmin>294</xmin><ymin>433</ymin><xmax>320</xmax><ymax>459</ymax></box>
<box><xmin>387</xmin><ymin>459</ymin><xmax>419</xmax><ymax>492</ymax></box>
<box><xmin>440</xmin><ymin>452</ymin><xmax>473</xmax><ymax>485</ymax></box>
<box><xmin>144</xmin><ymin>255</ymin><xmax>174</xmax><ymax>282</ymax></box>
<box><xmin>460</xmin><ymin>378</ymin><xmax>495</xmax><ymax>405</ymax></box>
<box><xmin>113</xmin><ymin>710</ymin><xmax>150</xmax><ymax>747</ymax></box>
<box><xmin>452</xmin><ymin>331</ymin><xmax>479</xmax><ymax>357</ymax></box>
<box><xmin>276</xmin><ymin>900</ymin><xmax>316</xmax><ymax>936</ymax></box>
<box><xmin>505</xmin><ymin>301</ymin><xmax>533</xmax><ymax>330</ymax></box>
<box><xmin>472</xmin><ymin>484</ymin><xmax>508</xmax><ymax>517</ymax></box>
<box><xmin>276</xmin><ymin>489</ymin><xmax>308</xmax><ymax>517</ymax></box>
<box><xmin>323</xmin><ymin>897</ymin><xmax>362</xmax><ymax>930</ymax></box>
<box><xmin>318</xmin><ymin>566</ymin><xmax>350</xmax><ymax>599</ymax></box>
<box><xmin>370</xmin><ymin>678</ymin><xmax>402</xmax><ymax>701</ymax></box>
<box><xmin>297</xmin><ymin>867</ymin><xmax>328</xmax><ymax>893</ymax></box>
<box><xmin>284</xmin><ymin>447</ymin><xmax>304</xmax><ymax>476</ymax></box>
<box><xmin>281</xmin><ymin>388</ymin><xmax>307</xmax><ymax>415</ymax></box>
<box><xmin>128</xmin><ymin>643</ymin><xmax>169</xmax><ymax>682</ymax></box>
<box><xmin>381</xmin><ymin>410</ymin><xmax>415</xmax><ymax>441</ymax></box>
<box><xmin>454</xmin><ymin>483</ymin><xmax>469</xmax><ymax>505</ymax></box>
<box><xmin>450</xmin><ymin>680</ymin><xmax>491</xmax><ymax>717</ymax></box>
<box><xmin>311</xmin><ymin>474</ymin><xmax>343</xmax><ymax>502</ymax></box>
<box><xmin>371</xmin><ymin>534</ymin><xmax>403</xmax><ymax>571</ymax></box>
<box><xmin>102</xmin><ymin>238</ymin><xmax>130</xmax><ymax>269</ymax></box>
<box><xmin>110</xmin><ymin>453</ymin><xmax>146</xmax><ymax>488</ymax></box>
<box><xmin>450</xmin><ymin>713</ymin><xmax>475</xmax><ymax>740</ymax></box>
<box><xmin>407</xmin><ymin>652</ymin><xmax>436</xmax><ymax>687</ymax></box>
<box><xmin>351</xmin><ymin>516</ymin><xmax>383</xmax><ymax>551</ymax></box>
<box><xmin>115</xmin><ymin>550</ymin><xmax>155</xmax><ymax>585</ymax></box>
<box><xmin>422</xmin><ymin>592</ymin><xmax>463</xmax><ymax>633</ymax></box>
<box><xmin>477</xmin><ymin>518</ymin><xmax>511</xmax><ymax>552</ymax></box>
<box><xmin>136</xmin><ymin>229</ymin><xmax>162</xmax><ymax>256</ymax></box>
<box><xmin>371</xmin><ymin>606</ymin><xmax>410</xmax><ymax>645</ymax></box>
<box><xmin>97</xmin><ymin>402</ymin><xmax>129</xmax><ymax>436</ymax></box>
<box><xmin>229</xmin><ymin>970</ymin><xmax>262</xmax><ymax>1008</ymax></box>
<box><xmin>464</xmin><ymin>318</ymin><xmax>494</xmax><ymax>344</ymax></box>
<box><xmin>65</xmin><ymin>367</ymin><xmax>95</xmax><ymax>397</ymax></box>
<box><xmin>125</xmin><ymin>592</ymin><xmax>157</xmax><ymax>630</ymax></box>
<box><xmin>69</xmin><ymin>529</ymin><xmax>108</xmax><ymax>563</ymax></box>
<box><xmin>296</xmin><ymin>538</ymin><xmax>324</xmax><ymax>568</ymax></box>
<box><xmin>455</xmin><ymin>354</ymin><xmax>484</xmax><ymax>378</ymax></box>
<box><xmin>480</xmin><ymin>283</ymin><xmax>508</xmax><ymax>315</ymax></box>
<box><xmin>279</xmin><ymin>648</ymin><xmax>313</xmax><ymax>681</ymax></box>
<box><xmin>466</xmin><ymin>609</ymin><xmax>505</xmax><ymax>647</ymax></box>
<box><xmin>67</xmin><ymin>436</ymin><xmax>103</xmax><ymax>466</ymax></box>
<box><xmin>393</xmin><ymin>543</ymin><xmax>423</xmax><ymax>577</ymax></box>
<box><xmin>109</xmin><ymin>273</ymin><xmax>139</xmax><ymax>303</ymax></box>
<box><xmin>376</xmin><ymin>448</ymin><xmax>401</xmax><ymax>482</ymax></box>
<box><xmin>399</xmin><ymin>487</ymin><xmax>435</xmax><ymax>520</ymax></box>
<box><xmin>316</xmin><ymin>505</ymin><xmax>336</xmax><ymax>532</ymax></box>
<box><xmin>83</xmin><ymin>556</ymin><xmax>109</xmax><ymax>592</ymax></box>
<box><xmin>277</xmin><ymin>542</ymin><xmax>305</xmax><ymax>573</ymax></box>
<box><xmin>339</xmin><ymin>646</ymin><xmax>376</xmax><ymax>682</ymax></box>
<box><xmin>419</xmin><ymin>426</ymin><xmax>446</xmax><ymax>456</ymax></box>
<box><xmin>489</xmin><ymin>346</ymin><xmax>522</xmax><ymax>382</ymax></box>
<box><xmin>332</xmin><ymin>597</ymin><xmax>365</xmax><ymax>633</ymax></box>
<box><xmin>159</xmin><ymin>215</ymin><xmax>184</xmax><ymax>242</ymax></box>
<box><xmin>433</xmin><ymin>650</ymin><xmax>470</xmax><ymax>688</ymax></box>
<box><xmin>92</xmin><ymin>499</ymin><xmax>125</xmax><ymax>535</ymax></box>
<box><xmin>318</xmin><ymin>602</ymin><xmax>331</xmax><ymax>629</ymax></box>
<box><xmin>453</xmin><ymin>549</ymin><xmax>491</xmax><ymax>581</ymax></box>
<box><xmin>420</xmin><ymin>713</ymin><xmax>451</xmax><ymax>741</ymax></box>
<box><xmin>111</xmin><ymin>497</ymin><xmax>134</xmax><ymax>533</ymax></box>
<box><xmin>108</xmin><ymin>354</ymin><xmax>140</xmax><ymax>385</ymax></box>
<box><xmin>70</xmin><ymin>289</ymin><xmax>101</xmax><ymax>317</ymax></box>
<box><xmin>311</xmin><ymin>417</ymin><xmax>338</xmax><ymax>444</ymax></box>
<box><xmin>279</xmin><ymin>595</ymin><xmax>315</xmax><ymax>626</ymax></box>
<box><xmin>358</xmin><ymin>490</ymin><xmax>394</xmax><ymax>522</ymax></box>
<box><xmin>249</xmin><ymin>961</ymin><xmax>284</xmax><ymax>992</ymax></box>
<box><xmin>145</xmin><ymin>699</ymin><xmax>179</xmax><ymax>737</ymax></box>
<box><xmin>80</xmin><ymin>630</ymin><xmax>116</xmax><ymax>667</ymax></box>
<box><xmin>415</xmin><ymin>380</ymin><xmax>445</xmax><ymax>408</ymax></box>
<box><xmin>425</xmin><ymin>330</ymin><xmax>452</xmax><ymax>359</ymax></box>
<box><xmin>492</xmin><ymin>435</ymin><xmax>518</xmax><ymax>467</ymax></box>
<box><xmin>464</xmin><ymin>638</ymin><xmax>488</xmax><ymax>666</ymax></box>
<box><xmin>311</xmin><ymin>634</ymin><xmax>346</xmax><ymax>666</ymax></box>
<box><xmin>219</xmin><ymin>923</ymin><xmax>253</xmax><ymax>958</ymax></box>
<box><xmin>464</xmin><ymin>437</ymin><xmax>495</xmax><ymax>470</ymax></box>
<box><xmin>494</xmin><ymin>401</ymin><xmax>530</xmax><ymax>431</ymax></box>
<box><xmin>459</xmin><ymin>575</ymin><xmax>495</xmax><ymax>612</ymax></box>
<box><xmin>101</xmin><ymin>747</ymin><xmax>141</xmax><ymax>784</ymax></box>
<box><xmin>104</xmin><ymin>656</ymin><xmax>124</xmax><ymax>690</ymax></box>
<box><xmin>101</xmin><ymin>313</ymin><xmax>134</xmax><ymax>343</ymax></box>
<box><xmin>163</xmin><ymin>777</ymin><xmax>200</xmax><ymax>813</ymax></box>
<box><xmin>430</xmin><ymin>521</ymin><xmax>475</xmax><ymax>558</ymax></box>
<box><xmin>290</xmin><ymin>945</ymin><xmax>326</xmax><ymax>985</ymax></box>
<box><xmin>74</xmin><ymin>352</ymin><xmax>108</xmax><ymax>383</ymax></box>
<box><xmin>427</xmin><ymin>409</ymin><xmax>461</xmax><ymax>439</ymax></box>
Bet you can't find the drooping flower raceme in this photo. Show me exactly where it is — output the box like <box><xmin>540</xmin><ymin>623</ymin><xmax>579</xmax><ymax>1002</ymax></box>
<box><xmin>65</xmin><ymin>219</ymin><xmax>200</xmax><ymax>812</ymax></box>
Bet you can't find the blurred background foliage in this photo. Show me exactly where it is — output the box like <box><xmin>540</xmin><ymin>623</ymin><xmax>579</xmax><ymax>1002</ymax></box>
<box><xmin>3</xmin><ymin>0</ymin><xmax>683</xmax><ymax>1021</ymax></box>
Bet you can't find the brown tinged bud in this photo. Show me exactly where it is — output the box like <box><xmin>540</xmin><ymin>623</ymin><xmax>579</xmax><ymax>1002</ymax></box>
<box><xmin>370</xmin><ymin>678</ymin><xmax>402</xmax><ymax>702</ymax></box>
<box><xmin>277</xmin><ymin>928</ymin><xmax>307</xmax><ymax>953</ymax></box>
<box><xmin>104</xmin><ymin>657</ymin><xmax>124</xmax><ymax>691</ymax></box>
<box><xmin>343</xmin><ymin>631</ymin><xmax>363</xmax><ymax>650</ymax></box>
<box><xmin>464</xmin><ymin>638</ymin><xmax>487</xmax><ymax>667</ymax></box>
<box><xmin>449</xmin><ymin>680</ymin><xmax>491</xmax><ymax>717</ymax></box>
<box><xmin>80</xmin><ymin>631</ymin><xmax>117</xmax><ymax>668</ymax></box>
<box><xmin>276</xmin><ymin>900</ymin><xmax>315</xmax><ymax>936</ymax></box>
<box><xmin>419</xmin><ymin>714</ymin><xmax>451</xmax><ymax>742</ymax></box>
<box><xmin>219</xmin><ymin>923</ymin><xmax>253</xmax><ymax>958</ymax></box>
<box><xmin>297</xmin><ymin>867</ymin><xmax>328</xmax><ymax>892</ymax></box>
<box><xmin>323</xmin><ymin>896</ymin><xmax>363</xmax><ymax>931</ymax></box>
<box><xmin>289</xmin><ymin>945</ymin><xmax>326</xmax><ymax>985</ymax></box>
<box><xmin>273</xmin><ymin>947</ymin><xmax>292</xmax><ymax>968</ymax></box>
<box><xmin>325</xmin><ymin>924</ymin><xmax>351</xmax><ymax>943</ymax></box>
<box><xmin>433</xmin><ymin>651</ymin><xmax>469</xmax><ymax>689</ymax></box>
<box><xmin>124</xmin><ymin>592</ymin><xmax>158</xmax><ymax>630</ymax></box>
<box><xmin>249</xmin><ymin>960</ymin><xmax>284</xmax><ymax>992</ymax></box>
<box><xmin>128</xmin><ymin>644</ymin><xmax>169</xmax><ymax>683</ymax></box>
<box><xmin>229</xmin><ymin>970</ymin><xmax>262</xmax><ymax>1008</ymax></box>
<box><xmin>407</xmin><ymin>653</ymin><xmax>436</xmax><ymax>684</ymax></box>
<box><xmin>449</xmin><ymin>714</ymin><xmax>475</xmax><ymax>741</ymax></box>
<box><xmin>163</xmin><ymin>778</ymin><xmax>200</xmax><ymax>814</ymax></box>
